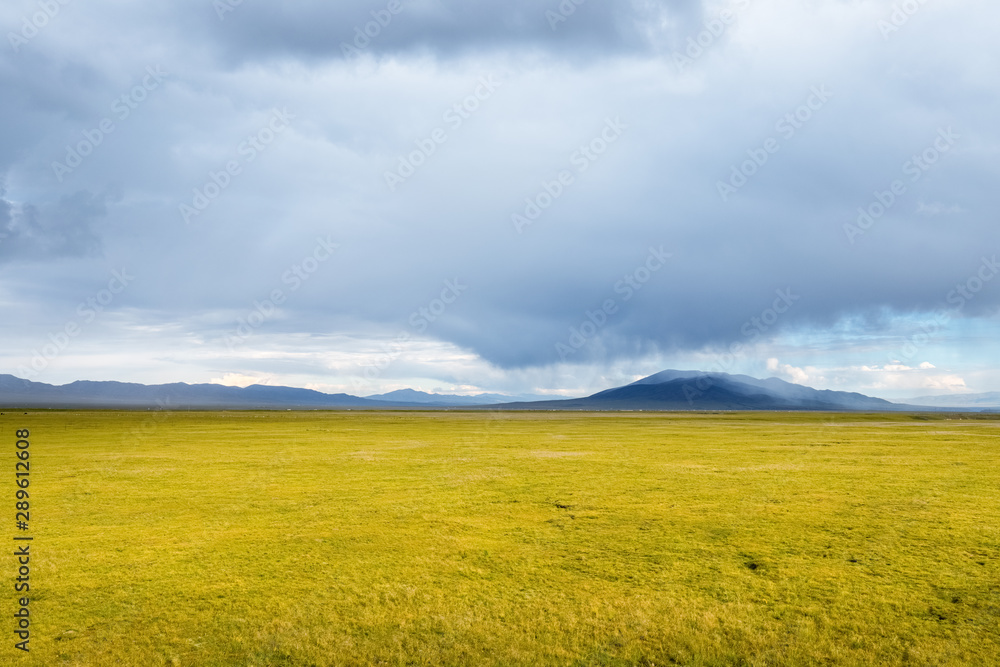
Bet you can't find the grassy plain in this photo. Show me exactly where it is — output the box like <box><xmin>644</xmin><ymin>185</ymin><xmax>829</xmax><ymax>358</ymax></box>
<box><xmin>3</xmin><ymin>410</ymin><xmax>999</xmax><ymax>665</ymax></box>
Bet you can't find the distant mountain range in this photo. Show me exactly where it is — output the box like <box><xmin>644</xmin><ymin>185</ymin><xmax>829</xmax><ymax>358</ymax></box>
<box><xmin>0</xmin><ymin>374</ymin><xmax>392</xmax><ymax>409</ymax></box>
<box><xmin>364</xmin><ymin>388</ymin><xmax>550</xmax><ymax>406</ymax></box>
<box><xmin>904</xmin><ymin>391</ymin><xmax>1000</xmax><ymax>409</ymax></box>
<box><xmin>0</xmin><ymin>371</ymin><xmax>993</xmax><ymax>412</ymax></box>
<box><xmin>0</xmin><ymin>375</ymin><xmax>540</xmax><ymax>410</ymax></box>
<box><xmin>492</xmin><ymin>370</ymin><xmax>915</xmax><ymax>411</ymax></box>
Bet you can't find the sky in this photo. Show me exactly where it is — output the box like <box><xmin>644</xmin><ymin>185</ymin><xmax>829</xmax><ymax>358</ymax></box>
<box><xmin>1</xmin><ymin>0</ymin><xmax>998</xmax><ymax>401</ymax></box>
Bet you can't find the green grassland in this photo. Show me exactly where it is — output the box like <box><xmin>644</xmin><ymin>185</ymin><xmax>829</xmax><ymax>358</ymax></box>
<box><xmin>4</xmin><ymin>410</ymin><xmax>1000</xmax><ymax>665</ymax></box>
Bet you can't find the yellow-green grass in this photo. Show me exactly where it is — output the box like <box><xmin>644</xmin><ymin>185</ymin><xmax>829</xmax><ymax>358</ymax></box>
<box><xmin>5</xmin><ymin>410</ymin><xmax>1000</xmax><ymax>665</ymax></box>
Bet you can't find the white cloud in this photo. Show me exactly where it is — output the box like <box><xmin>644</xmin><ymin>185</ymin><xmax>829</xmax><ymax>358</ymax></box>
<box><xmin>918</xmin><ymin>375</ymin><xmax>967</xmax><ymax>392</ymax></box>
<box><xmin>766</xmin><ymin>358</ymin><xmax>812</xmax><ymax>385</ymax></box>
<box><xmin>843</xmin><ymin>365</ymin><xmax>968</xmax><ymax>395</ymax></box>
<box><xmin>210</xmin><ymin>373</ymin><xmax>273</xmax><ymax>388</ymax></box>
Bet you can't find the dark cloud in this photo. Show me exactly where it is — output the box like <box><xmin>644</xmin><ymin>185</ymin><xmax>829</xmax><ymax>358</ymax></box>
<box><xmin>1</xmin><ymin>0</ymin><xmax>998</xmax><ymax>394</ymax></box>
<box><xmin>0</xmin><ymin>189</ymin><xmax>116</xmax><ymax>261</ymax></box>
<box><xmin>200</xmin><ymin>0</ymin><xmax>701</xmax><ymax>62</ymax></box>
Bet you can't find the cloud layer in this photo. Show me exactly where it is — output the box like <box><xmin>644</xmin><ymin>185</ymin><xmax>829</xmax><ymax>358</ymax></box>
<box><xmin>1</xmin><ymin>0</ymin><xmax>998</xmax><ymax>398</ymax></box>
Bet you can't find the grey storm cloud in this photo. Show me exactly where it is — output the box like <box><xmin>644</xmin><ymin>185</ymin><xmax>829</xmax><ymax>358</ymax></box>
<box><xmin>1</xmin><ymin>0</ymin><xmax>999</xmax><ymax>390</ymax></box>
<box><xmin>0</xmin><ymin>188</ymin><xmax>115</xmax><ymax>262</ymax></box>
<box><xmin>199</xmin><ymin>0</ymin><xmax>703</xmax><ymax>61</ymax></box>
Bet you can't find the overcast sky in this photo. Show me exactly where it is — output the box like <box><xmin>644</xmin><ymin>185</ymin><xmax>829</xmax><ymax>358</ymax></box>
<box><xmin>1</xmin><ymin>0</ymin><xmax>998</xmax><ymax>400</ymax></box>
